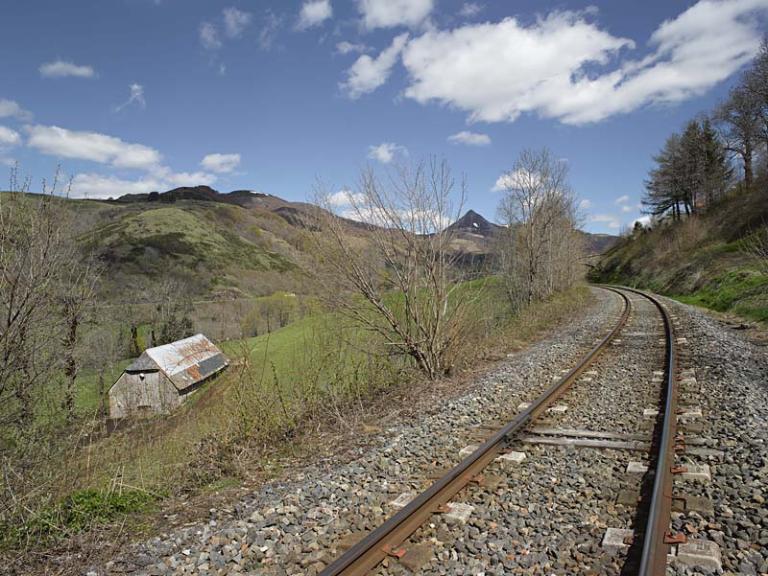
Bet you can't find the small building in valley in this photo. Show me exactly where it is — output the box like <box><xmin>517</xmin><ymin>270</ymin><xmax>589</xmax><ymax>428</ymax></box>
<box><xmin>108</xmin><ymin>334</ymin><xmax>228</xmax><ymax>420</ymax></box>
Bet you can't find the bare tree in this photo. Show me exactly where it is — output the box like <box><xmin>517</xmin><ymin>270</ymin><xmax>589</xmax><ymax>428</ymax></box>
<box><xmin>57</xmin><ymin>255</ymin><xmax>101</xmax><ymax>423</ymax></box>
<box><xmin>744</xmin><ymin>38</ymin><xmax>768</xmax><ymax>173</ymax></box>
<box><xmin>716</xmin><ymin>85</ymin><xmax>761</xmax><ymax>189</ymax></box>
<box><xmin>497</xmin><ymin>148</ymin><xmax>583</xmax><ymax>306</ymax></box>
<box><xmin>314</xmin><ymin>159</ymin><xmax>477</xmax><ymax>379</ymax></box>
<box><xmin>1</xmin><ymin>170</ymin><xmax>69</xmax><ymax>428</ymax></box>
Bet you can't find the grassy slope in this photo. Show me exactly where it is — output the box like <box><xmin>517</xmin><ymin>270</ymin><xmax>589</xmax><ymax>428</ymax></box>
<box><xmin>591</xmin><ymin>187</ymin><xmax>768</xmax><ymax>322</ymax></box>
<box><xmin>80</xmin><ymin>201</ymin><xmax>298</xmax><ymax>298</ymax></box>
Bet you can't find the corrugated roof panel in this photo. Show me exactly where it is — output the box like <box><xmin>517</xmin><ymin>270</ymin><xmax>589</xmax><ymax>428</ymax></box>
<box><xmin>143</xmin><ymin>334</ymin><xmax>228</xmax><ymax>391</ymax></box>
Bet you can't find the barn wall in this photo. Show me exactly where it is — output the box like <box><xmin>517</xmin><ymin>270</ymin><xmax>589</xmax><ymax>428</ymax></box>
<box><xmin>108</xmin><ymin>372</ymin><xmax>183</xmax><ymax>419</ymax></box>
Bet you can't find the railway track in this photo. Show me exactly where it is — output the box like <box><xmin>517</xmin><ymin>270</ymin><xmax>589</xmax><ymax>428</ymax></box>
<box><xmin>320</xmin><ymin>287</ymin><xmax>695</xmax><ymax>576</ymax></box>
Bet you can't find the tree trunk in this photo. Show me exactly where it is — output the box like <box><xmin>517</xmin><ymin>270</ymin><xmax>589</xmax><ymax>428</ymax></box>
<box><xmin>63</xmin><ymin>312</ymin><xmax>79</xmax><ymax>423</ymax></box>
<box><xmin>743</xmin><ymin>142</ymin><xmax>754</xmax><ymax>189</ymax></box>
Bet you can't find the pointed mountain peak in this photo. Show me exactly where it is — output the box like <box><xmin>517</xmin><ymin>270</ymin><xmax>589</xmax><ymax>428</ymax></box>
<box><xmin>448</xmin><ymin>210</ymin><xmax>500</xmax><ymax>235</ymax></box>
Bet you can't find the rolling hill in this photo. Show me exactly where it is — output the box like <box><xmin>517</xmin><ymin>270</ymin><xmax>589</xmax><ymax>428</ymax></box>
<box><xmin>12</xmin><ymin>186</ymin><xmax>617</xmax><ymax>302</ymax></box>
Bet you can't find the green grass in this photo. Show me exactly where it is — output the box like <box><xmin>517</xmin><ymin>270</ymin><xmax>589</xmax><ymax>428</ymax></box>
<box><xmin>672</xmin><ymin>269</ymin><xmax>768</xmax><ymax>322</ymax></box>
<box><xmin>4</xmin><ymin>488</ymin><xmax>159</xmax><ymax>547</ymax></box>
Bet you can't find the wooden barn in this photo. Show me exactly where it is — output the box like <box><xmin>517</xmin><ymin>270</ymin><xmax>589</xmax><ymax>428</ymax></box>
<box><xmin>108</xmin><ymin>334</ymin><xmax>228</xmax><ymax>420</ymax></box>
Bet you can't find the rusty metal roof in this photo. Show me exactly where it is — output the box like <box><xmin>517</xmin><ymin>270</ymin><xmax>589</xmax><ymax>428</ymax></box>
<box><xmin>126</xmin><ymin>334</ymin><xmax>228</xmax><ymax>391</ymax></box>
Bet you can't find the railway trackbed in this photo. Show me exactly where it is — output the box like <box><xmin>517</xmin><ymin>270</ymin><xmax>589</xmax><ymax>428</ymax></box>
<box><xmin>319</xmin><ymin>287</ymin><xmax>716</xmax><ymax>576</ymax></box>
<box><xmin>98</xmin><ymin>286</ymin><xmax>768</xmax><ymax>576</ymax></box>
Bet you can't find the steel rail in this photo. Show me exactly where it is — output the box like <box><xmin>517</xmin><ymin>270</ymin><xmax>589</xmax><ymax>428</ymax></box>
<box><xmin>623</xmin><ymin>288</ymin><xmax>678</xmax><ymax>576</ymax></box>
<box><xmin>319</xmin><ymin>288</ymin><xmax>632</xmax><ymax>576</ymax></box>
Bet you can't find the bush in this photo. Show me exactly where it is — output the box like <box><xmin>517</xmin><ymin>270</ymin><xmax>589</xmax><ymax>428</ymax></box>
<box><xmin>4</xmin><ymin>488</ymin><xmax>158</xmax><ymax>547</ymax></box>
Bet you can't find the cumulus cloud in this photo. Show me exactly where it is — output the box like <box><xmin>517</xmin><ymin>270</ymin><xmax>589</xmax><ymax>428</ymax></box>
<box><xmin>115</xmin><ymin>83</ymin><xmax>146</xmax><ymax>112</ymax></box>
<box><xmin>199</xmin><ymin>21</ymin><xmax>222</xmax><ymax>50</ymax></box>
<box><xmin>327</xmin><ymin>189</ymin><xmax>366</xmax><ymax>206</ymax></box>
<box><xmin>342</xmin><ymin>205</ymin><xmax>450</xmax><ymax>231</ymax></box>
<box><xmin>0</xmin><ymin>99</ymin><xmax>32</xmax><ymax>121</ymax></box>
<box><xmin>447</xmin><ymin>130</ymin><xmax>490</xmax><ymax>146</ymax></box>
<box><xmin>633</xmin><ymin>215</ymin><xmax>652</xmax><ymax>227</ymax></box>
<box><xmin>397</xmin><ymin>0</ymin><xmax>768</xmax><ymax>124</ymax></box>
<box><xmin>26</xmin><ymin>125</ymin><xmax>162</xmax><ymax>170</ymax></box>
<box><xmin>298</xmin><ymin>0</ymin><xmax>332</xmax><ymax>29</ymax></box>
<box><xmin>69</xmin><ymin>171</ymin><xmax>217</xmax><ymax>199</ymax></box>
<box><xmin>200</xmin><ymin>152</ymin><xmax>241</xmax><ymax>173</ymax></box>
<box><xmin>342</xmin><ymin>33</ymin><xmax>408</xmax><ymax>98</ymax></box>
<box><xmin>223</xmin><ymin>7</ymin><xmax>252</xmax><ymax>37</ymax></box>
<box><xmin>491</xmin><ymin>169</ymin><xmax>542</xmax><ymax>192</ymax></box>
<box><xmin>358</xmin><ymin>0</ymin><xmax>434</xmax><ymax>29</ymax></box>
<box><xmin>0</xmin><ymin>126</ymin><xmax>21</xmax><ymax>147</ymax></box>
<box><xmin>26</xmin><ymin>124</ymin><xmax>219</xmax><ymax>199</ymax></box>
<box><xmin>367</xmin><ymin>142</ymin><xmax>407</xmax><ymax>164</ymax></box>
<box><xmin>39</xmin><ymin>60</ymin><xmax>95</xmax><ymax>78</ymax></box>
<box><xmin>336</xmin><ymin>41</ymin><xmax>368</xmax><ymax>55</ymax></box>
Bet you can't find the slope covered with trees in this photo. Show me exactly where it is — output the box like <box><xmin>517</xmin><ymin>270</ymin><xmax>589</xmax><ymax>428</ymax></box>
<box><xmin>592</xmin><ymin>43</ymin><xmax>768</xmax><ymax>322</ymax></box>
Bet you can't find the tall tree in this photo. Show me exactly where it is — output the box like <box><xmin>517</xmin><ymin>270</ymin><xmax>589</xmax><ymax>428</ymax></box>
<box><xmin>699</xmin><ymin>117</ymin><xmax>732</xmax><ymax>206</ymax></box>
<box><xmin>497</xmin><ymin>148</ymin><xmax>583</xmax><ymax>306</ymax></box>
<box><xmin>716</xmin><ymin>85</ymin><xmax>761</xmax><ymax>189</ymax></box>
<box><xmin>744</xmin><ymin>38</ymin><xmax>768</xmax><ymax>173</ymax></box>
<box><xmin>643</xmin><ymin>133</ymin><xmax>686</xmax><ymax>220</ymax></box>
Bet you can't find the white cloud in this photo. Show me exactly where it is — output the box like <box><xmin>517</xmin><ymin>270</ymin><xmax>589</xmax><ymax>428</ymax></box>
<box><xmin>0</xmin><ymin>99</ymin><xmax>32</xmax><ymax>121</ymax></box>
<box><xmin>632</xmin><ymin>215</ymin><xmax>652</xmax><ymax>227</ymax></box>
<box><xmin>0</xmin><ymin>126</ymin><xmax>21</xmax><ymax>147</ymax></box>
<box><xmin>336</xmin><ymin>41</ymin><xmax>368</xmax><ymax>55</ymax></box>
<box><xmin>161</xmin><ymin>169</ymin><xmax>217</xmax><ymax>187</ymax></box>
<box><xmin>26</xmin><ymin>125</ymin><xmax>162</xmax><ymax>170</ymax></box>
<box><xmin>70</xmin><ymin>174</ymin><xmax>160</xmax><ymax>198</ymax></box>
<box><xmin>447</xmin><ymin>130</ymin><xmax>490</xmax><ymax>146</ymax></box>
<box><xmin>621</xmin><ymin>205</ymin><xmax>634</xmax><ymax>213</ymax></box>
<box><xmin>200</xmin><ymin>21</ymin><xmax>222</xmax><ymax>49</ymax></box>
<box><xmin>342</xmin><ymin>33</ymin><xmax>409</xmax><ymax>98</ymax></box>
<box><xmin>358</xmin><ymin>0</ymin><xmax>434</xmax><ymax>29</ymax></box>
<box><xmin>591</xmin><ymin>213</ymin><xmax>622</xmax><ymax>229</ymax></box>
<box><xmin>491</xmin><ymin>169</ymin><xmax>542</xmax><ymax>192</ymax></box>
<box><xmin>298</xmin><ymin>0</ymin><xmax>332</xmax><ymax>30</ymax></box>
<box><xmin>327</xmin><ymin>189</ymin><xmax>365</xmax><ymax>206</ymax></box>
<box><xmin>69</xmin><ymin>171</ymin><xmax>217</xmax><ymax>199</ymax></box>
<box><xmin>367</xmin><ymin>142</ymin><xmax>406</xmax><ymax>164</ymax></box>
<box><xmin>39</xmin><ymin>60</ymin><xmax>95</xmax><ymax>79</ymax></box>
<box><xmin>223</xmin><ymin>7</ymin><xmax>252</xmax><ymax>38</ymax></box>
<box><xmin>579</xmin><ymin>198</ymin><xmax>592</xmax><ymax>210</ymax></box>
<box><xmin>399</xmin><ymin>1</ymin><xmax>768</xmax><ymax>125</ymax></box>
<box><xmin>342</xmin><ymin>205</ymin><xmax>449</xmax><ymax>231</ymax></box>
<box><xmin>615</xmin><ymin>194</ymin><xmax>630</xmax><ymax>204</ymax></box>
<box><xmin>459</xmin><ymin>3</ymin><xmax>483</xmax><ymax>18</ymax></box>
<box><xmin>200</xmin><ymin>152</ymin><xmax>241</xmax><ymax>173</ymax></box>
<box><xmin>115</xmin><ymin>83</ymin><xmax>146</xmax><ymax>112</ymax></box>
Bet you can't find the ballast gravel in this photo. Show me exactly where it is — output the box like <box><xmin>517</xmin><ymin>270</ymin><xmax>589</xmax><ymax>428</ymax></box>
<box><xmin>92</xmin><ymin>289</ymin><xmax>768</xmax><ymax>576</ymax></box>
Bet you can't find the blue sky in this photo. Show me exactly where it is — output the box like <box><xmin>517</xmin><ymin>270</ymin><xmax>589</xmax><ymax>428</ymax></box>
<box><xmin>1</xmin><ymin>0</ymin><xmax>766</xmax><ymax>233</ymax></box>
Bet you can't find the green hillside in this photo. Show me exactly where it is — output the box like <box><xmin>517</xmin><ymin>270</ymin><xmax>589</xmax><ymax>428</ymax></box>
<box><xmin>591</xmin><ymin>187</ymin><xmax>768</xmax><ymax>322</ymax></box>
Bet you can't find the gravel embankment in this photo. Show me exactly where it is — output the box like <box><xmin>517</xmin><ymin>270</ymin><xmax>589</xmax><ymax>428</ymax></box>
<box><xmin>662</xmin><ymin>297</ymin><xmax>768</xmax><ymax>576</ymax></box>
<box><xmin>96</xmin><ymin>288</ymin><xmax>623</xmax><ymax>576</ymax></box>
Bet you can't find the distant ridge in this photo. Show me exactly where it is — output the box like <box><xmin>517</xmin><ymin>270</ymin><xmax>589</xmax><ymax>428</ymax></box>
<box><xmin>114</xmin><ymin>185</ymin><xmax>266</xmax><ymax>208</ymax></box>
